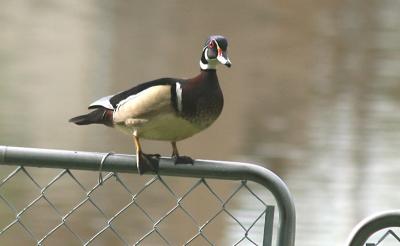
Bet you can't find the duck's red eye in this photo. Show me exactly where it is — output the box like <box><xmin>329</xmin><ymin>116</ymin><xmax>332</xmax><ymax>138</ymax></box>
<box><xmin>208</xmin><ymin>42</ymin><xmax>215</xmax><ymax>48</ymax></box>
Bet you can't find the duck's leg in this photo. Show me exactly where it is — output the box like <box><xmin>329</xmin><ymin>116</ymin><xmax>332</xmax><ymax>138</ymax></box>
<box><xmin>171</xmin><ymin>141</ymin><xmax>194</xmax><ymax>164</ymax></box>
<box><xmin>133</xmin><ymin>132</ymin><xmax>160</xmax><ymax>174</ymax></box>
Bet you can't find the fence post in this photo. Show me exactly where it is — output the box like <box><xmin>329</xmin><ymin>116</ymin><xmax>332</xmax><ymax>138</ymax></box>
<box><xmin>263</xmin><ymin>205</ymin><xmax>275</xmax><ymax>246</ymax></box>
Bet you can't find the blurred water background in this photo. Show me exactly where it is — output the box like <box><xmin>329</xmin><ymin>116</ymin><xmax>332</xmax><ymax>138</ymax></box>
<box><xmin>1</xmin><ymin>0</ymin><xmax>400</xmax><ymax>245</ymax></box>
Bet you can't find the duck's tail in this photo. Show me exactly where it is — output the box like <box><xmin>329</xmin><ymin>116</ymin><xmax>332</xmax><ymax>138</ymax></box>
<box><xmin>69</xmin><ymin>109</ymin><xmax>113</xmax><ymax>127</ymax></box>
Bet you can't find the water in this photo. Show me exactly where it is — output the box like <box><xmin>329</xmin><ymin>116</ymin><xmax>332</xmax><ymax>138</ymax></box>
<box><xmin>1</xmin><ymin>0</ymin><xmax>400</xmax><ymax>245</ymax></box>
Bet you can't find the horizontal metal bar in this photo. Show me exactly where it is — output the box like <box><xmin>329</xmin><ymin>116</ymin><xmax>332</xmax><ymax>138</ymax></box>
<box><xmin>346</xmin><ymin>210</ymin><xmax>400</xmax><ymax>246</ymax></box>
<box><xmin>0</xmin><ymin>145</ymin><xmax>296</xmax><ymax>246</ymax></box>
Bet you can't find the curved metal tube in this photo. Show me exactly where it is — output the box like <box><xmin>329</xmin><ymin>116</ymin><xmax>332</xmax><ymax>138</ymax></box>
<box><xmin>0</xmin><ymin>145</ymin><xmax>296</xmax><ymax>246</ymax></box>
<box><xmin>346</xmin><ymin>210</ymin><xmax>400</xmax><ymax>246</ymax></box>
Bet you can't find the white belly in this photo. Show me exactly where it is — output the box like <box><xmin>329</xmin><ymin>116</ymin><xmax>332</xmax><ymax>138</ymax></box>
<box><xmin>115</xmin><ymin>112</ymin><xmax>203</xmax><ymax>141</ymax></box>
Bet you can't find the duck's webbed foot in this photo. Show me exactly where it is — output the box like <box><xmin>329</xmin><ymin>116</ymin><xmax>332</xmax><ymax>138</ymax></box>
<box><xmin>133</xmin><ymin>132</ymin><xmax>160</xmax><ymax>175</ymax></box>
<box><xmin>137</xmin><ymin>151</ymin><xmax>160</xmax><ymax>175</ymax></box>
<box><xmin>171</xmin><ymin>141</ymin><xmax>194</xmax><ymax>165</ymax></box>
<box><xmin>172</xmin><ymin>154</ymin><xmax>194</xmax><ymax>165</ymax></box>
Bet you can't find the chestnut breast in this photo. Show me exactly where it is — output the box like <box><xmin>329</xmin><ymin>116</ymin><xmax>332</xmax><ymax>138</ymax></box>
<box><xmin>180</xmin><ymin>70</ymin><xmax>224</xmax><ymax>129</ymax></box>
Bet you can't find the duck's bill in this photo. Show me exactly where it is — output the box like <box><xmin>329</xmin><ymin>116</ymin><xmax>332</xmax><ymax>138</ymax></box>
<box><xmin>217</xmin><ymin>49</ymin><xmax>232</xmax><ymax>67</ymax></box>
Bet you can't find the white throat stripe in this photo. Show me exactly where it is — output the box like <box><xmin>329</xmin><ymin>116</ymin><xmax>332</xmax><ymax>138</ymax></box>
<box><xmin>200</xmin><ymin>47</ymin><xmax>218</xmax><ymax>70</ymax></box>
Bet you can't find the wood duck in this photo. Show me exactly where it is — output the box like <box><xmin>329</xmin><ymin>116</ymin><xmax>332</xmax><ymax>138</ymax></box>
<box><xmin>69</xmin><ymin>35</ymin><xmax>231</xmax><ymax>174</ymax></box>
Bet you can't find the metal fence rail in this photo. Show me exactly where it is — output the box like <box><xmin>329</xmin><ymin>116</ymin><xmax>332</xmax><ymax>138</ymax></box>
<box><xmin>346</xmin><ymin>210</ymin><xmax>400</xmax><ymax>246</ymax></box>
<box><xmin>0</xmin><ymin>146</ymin><xmax>296</xmax><ymax>246</ymax></box>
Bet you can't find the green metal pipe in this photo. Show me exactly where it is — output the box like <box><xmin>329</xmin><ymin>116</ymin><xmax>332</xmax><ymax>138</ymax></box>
<box><xmin>0</xmin><ymin>145</ymin><xmax>296</xmax><ymax>246</ymax></box>
<box><xmin>346</xmin><ymin>210</ymin><xmax>400</xmax><ymax>245</ymax></box>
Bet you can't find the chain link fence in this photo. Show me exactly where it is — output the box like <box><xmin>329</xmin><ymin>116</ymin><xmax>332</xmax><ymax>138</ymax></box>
<box><xmin>0</xmin><ymin>146</ymin><xmax>296</xmax><ymax>246</ymax></box>
<box><xmin>366</xmin><ymin>229</ymin><xmax>400</xmax><ymax>245</ymax></box>
<box><xmin>346</xmin><ymin>210</ymin><xmax>400</xmax><ymax>246</ymax></box>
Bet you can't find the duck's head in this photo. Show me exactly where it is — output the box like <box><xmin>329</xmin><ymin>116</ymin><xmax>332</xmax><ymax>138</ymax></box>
<box><xmin>200</xmin><ymin>35</ymin><xmax>231</xmax><ymax>70</ymax></box>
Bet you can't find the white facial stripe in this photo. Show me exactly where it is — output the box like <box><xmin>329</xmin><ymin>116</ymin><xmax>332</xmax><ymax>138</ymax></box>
<box><xmin>217</xmin><ymin>55</ymin><xmax>228</xmax><ymax>64</ymax></box>
<box><xmin>200</xmin><ymin>47</ymin><xmax>218</xmax><ymax>69</ymax></box>
<box><xmin>204</xmin><ymin>47</ymin><xmax>210</xmax><ymax>60</ymax></box>
<box><xmin>214</xmin><ymin>41</ymin><xmax>230</xmax><ymax>65</ymax></box>
<box><xmin>214</xmin><ymin>40</ymin><xmax>221</xmax><ymax>51</ymax></box>
<box><xmin>200</xmin><ymin>39</ymin><xmax>229</xmax><ymax>69</ymax></box>
<box><xmin>176</xmin><ymin>82</ymin><xmax>183</xmax><ymax>112</ymax></box>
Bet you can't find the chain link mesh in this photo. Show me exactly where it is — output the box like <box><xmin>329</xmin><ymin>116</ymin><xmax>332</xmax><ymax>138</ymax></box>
<box><xmin>0</xmin><ymin>165</ymin><xmax>275</xmax><ymax>245</ymax></box>
<box><xmin>366</xmin><ymin>229</ymin><xmax>400</xmax><ymax>246</ymax></box>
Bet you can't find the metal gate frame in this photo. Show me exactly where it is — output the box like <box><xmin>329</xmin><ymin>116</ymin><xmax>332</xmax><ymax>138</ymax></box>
<box><xmin>346</xmin><ymin>210</ymin><xmax>400</xmax><ymax>246</ymax></box>
<box><xmin>0</xmin><ymin>145</ymin><xmax>296</xmax><ymax>246</ymax></box>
